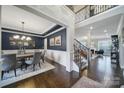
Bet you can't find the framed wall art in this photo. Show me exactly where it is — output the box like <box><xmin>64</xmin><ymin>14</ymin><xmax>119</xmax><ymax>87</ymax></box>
<box><xmin>55</xmin><ymin>35</ymin><xmax>61</xmax><ymax>46</ymax></box>
<box><xmin>50</xmin><ymin>38</ymin><xmax>55</xmax><ymax>46</ymax></box>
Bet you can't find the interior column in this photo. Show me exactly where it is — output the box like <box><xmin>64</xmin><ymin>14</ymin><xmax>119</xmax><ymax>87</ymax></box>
<box><xmin>0</xmin><ymin>5</ymin><xmax>2</xmax><ymax>80</ymax></box>
<box><xmin>87</xmin><ymin>29</ymin><xmax>92</xmax><ymax>64</ymax></box>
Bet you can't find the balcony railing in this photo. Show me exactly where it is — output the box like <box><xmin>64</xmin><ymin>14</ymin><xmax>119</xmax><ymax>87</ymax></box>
<box><xmin>75</xmin><ymin>5</ymin><xmax>118</xmax><ymax>23</ymax></box>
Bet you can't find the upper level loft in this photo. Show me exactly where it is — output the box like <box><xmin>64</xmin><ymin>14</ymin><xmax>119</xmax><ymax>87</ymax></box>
<box><xmin>67</xmin><ymin>5</ymin><xmax>118</xmax><ymax>23</ymax></box>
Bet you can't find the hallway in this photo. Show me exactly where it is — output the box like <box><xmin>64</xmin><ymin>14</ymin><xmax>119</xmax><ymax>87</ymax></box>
<box><xmin>81</xmin><ymin>56</ymin><xmax>124</xmax><ymax>88</ymax></box>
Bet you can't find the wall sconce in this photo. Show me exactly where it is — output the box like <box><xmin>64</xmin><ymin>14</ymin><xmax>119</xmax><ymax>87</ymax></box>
<box><xmin>21</xmin><ymin>36</ymin><xmax>26</xmax><ymax>40</ymax></box>
<box><xmin>13</xmin><ymin>35</ymin><xmax>20</xmax><ymax>39</ymax></box>
<box><xmin>26</xmin><ymin>37</ymin><xmax>32</xmax><ymax>41</ymax></box>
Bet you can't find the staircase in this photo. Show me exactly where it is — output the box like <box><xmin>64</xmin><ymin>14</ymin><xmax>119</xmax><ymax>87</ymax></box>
<box><xmin>75</xmin><ymin>5</ymin><xmax>117</xmax><ymax>23</ymax></box>
<box><xmin>73</xmin><ymin>39</ymin><xmax>90</xmax><ymax>73</ymax></box>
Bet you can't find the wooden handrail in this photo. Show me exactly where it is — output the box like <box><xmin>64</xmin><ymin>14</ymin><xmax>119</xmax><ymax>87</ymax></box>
<box><xmin>73</xmin><ymin>38</ymin><xmax>90</xmax><ymax>73</ymax></box>
<box><xmin>74</xmin><ymin>39</ymin><xmax>90</xmax><ymax>50</ymax></box>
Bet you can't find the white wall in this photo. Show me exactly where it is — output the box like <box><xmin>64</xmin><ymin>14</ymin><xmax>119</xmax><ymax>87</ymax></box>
<box><xmin>15</xmin><ymin>5</ymin><xmax>75</xmax><ymax>72</ymax></box>
<box><xmin>46</xmin><ymin>50</ymin><xmax>67</xmax><ymax>67</ymax></box>
<box><xmin>117</xmin><ymin>15</ymin><xmax>124</xmax><ymax>69</ymax></box>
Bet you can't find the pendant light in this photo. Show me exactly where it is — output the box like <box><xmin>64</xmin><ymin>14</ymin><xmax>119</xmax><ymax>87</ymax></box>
<box><xmin>21</xmin><ymin>21</ymin><xmax>26</xmax><ymax>40</ymax></box>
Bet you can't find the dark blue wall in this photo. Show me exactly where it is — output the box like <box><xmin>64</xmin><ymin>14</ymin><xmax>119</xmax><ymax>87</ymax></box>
<box><xmin>47</xmin><ymin>28</ymin><xmax>66</xmax><ymax>51</ymax></box>
<box><xmin>2</xmin><ymin>32</ymin><xmax>44</xmax><ymax>50</ymax></box>
<box><xmin>42</xmin><ymin>25</ymin><xmax>62</xmax><ymax>36</ymax></box>
<box><xmin>2</xmin><ymin>28</ymin><xmax>66</xmax><ymax>51</ymax></box>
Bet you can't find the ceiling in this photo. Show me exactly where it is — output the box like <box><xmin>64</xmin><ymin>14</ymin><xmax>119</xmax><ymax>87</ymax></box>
<box><xmin>67</xmin><ymin>5</ymin><xmax>87</xmax><ymax>13</ymax></box>
<box><xmin>2</xmin><ymin>5</ymin><xmax>121</xmax><ymax>39</ymax></box>
<box><xmin>75</xmin><ymin>14</ymin><xmax>121</xmax><ymax>40</ymax></box>
<box><xmin>1</xmin><ymin>5</ymin><xmax>56</xmax><ymax>34</ymax></box>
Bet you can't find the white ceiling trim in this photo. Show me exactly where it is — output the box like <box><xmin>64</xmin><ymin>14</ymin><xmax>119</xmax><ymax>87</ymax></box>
<box><xmin>45</xmin><ymin>27</ymin><xmax>66</xmax><ymax>37</ymax></box>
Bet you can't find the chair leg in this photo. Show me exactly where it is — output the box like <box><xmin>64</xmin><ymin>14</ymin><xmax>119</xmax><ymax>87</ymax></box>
<box><xmin>25</xmin><ymin>64</ymin><xmax>28</xmax><ymax>70</ymax></box>
<box><xmin>39</xmin><ymin>63</ymin><xmax>41</xmax><ymax>68</ymax></box>
<box><xmin>42</xmin><ymin>58</ymin><xmax>44</xmax><ymax>63</ymax></box>
<box><xmin>33</xmin><ymin>64</ymin><xmax>35</xmax><ymax>71</ymax></box>
<box><xmin>1</xmin><ymin>71</ymin><xmax>4</xmax><ymax>80</ymax></box>
<box><xmin>21</xmin><ymin>65</ymin><xmax>23</xmax><ymax>70</ymax></box>
<box><xmin>14</xmin><ymin>69</ymin><xmax>16</xmax><ymax>77</ymax></box>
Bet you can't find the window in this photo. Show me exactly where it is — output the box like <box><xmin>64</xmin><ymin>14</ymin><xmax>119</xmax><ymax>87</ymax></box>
<box><xmin>98</xmin><ymin>40</ymin><xmax>111</xmax><ymax>55</ymax></box>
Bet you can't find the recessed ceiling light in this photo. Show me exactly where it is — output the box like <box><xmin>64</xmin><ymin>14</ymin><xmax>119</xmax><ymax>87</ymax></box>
<box><xmin>104</xmin><ymin>30</ymin><xmax>107</xmax><ymax>33</ymax></box>
<box><xmin>83</xmin><ymin>36</ymin><xmax>88</xmax><ymax>40</ymax></box>
<box><xmin>90</xmin><ymin>26</ymin><xmax>93</xmax><ymax>30</ymax></box>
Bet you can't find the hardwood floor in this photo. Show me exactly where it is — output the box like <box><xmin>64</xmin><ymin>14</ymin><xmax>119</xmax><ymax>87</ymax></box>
<box><xmin>4</xmin><ymin>58</ymin><xmax>80</xmax><ymax>88</ymax></box>
<box><xmin>81</xmin><ymin>56</ymin><xmax>124</xmax><ymax>88</ymax></box>
<box><xmin>4</xmin><ymin>56</ymin><xmax>124</xmax><ymax>88</ymax></box>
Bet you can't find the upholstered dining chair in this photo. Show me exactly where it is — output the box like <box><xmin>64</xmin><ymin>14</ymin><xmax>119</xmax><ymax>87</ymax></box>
<box><xmin>41</xmin><ymin>50</ymin><xmax>46</xmax><ymax>63</ymax></box>
<box><xmin>25</xmin><ymin>52</ymin><xmax>42</xmax><ymax>71</ymax></box>
<box><xmin>1</xmin><ymin>54</ymin><xmax>22</xmax><ymax>80</ymax></box>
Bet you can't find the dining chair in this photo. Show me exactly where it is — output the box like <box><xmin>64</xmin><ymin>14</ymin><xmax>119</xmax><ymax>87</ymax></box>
<box><xmin>25</xmin><ymin>52</ymin><xmax>42</xmax><ymax>71</ymax></box>
<box><xmin>1</xmin><ymin>54</ymin><xmax>22</xmax><ymax>80</ymax></box>
<box><xmin>41</xmin><ymin>50</ymin><xmax>46</xmax><ymax>63</ymax></box>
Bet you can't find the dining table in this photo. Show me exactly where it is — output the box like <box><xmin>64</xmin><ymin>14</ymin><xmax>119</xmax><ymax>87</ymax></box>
<box><xmin>16</xmin><ymin>52</ymin><xmax>34</xmax><ymax>70</ymax></box>
<box><xmin>0</xmin><ymin>58</ymin><xmax>4</xmax><ymax>67</ymax></box>
<box><xmin>16</xmin><ymin>52</ymin><xmax>34</xmax><ymax>59</ymax></box>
